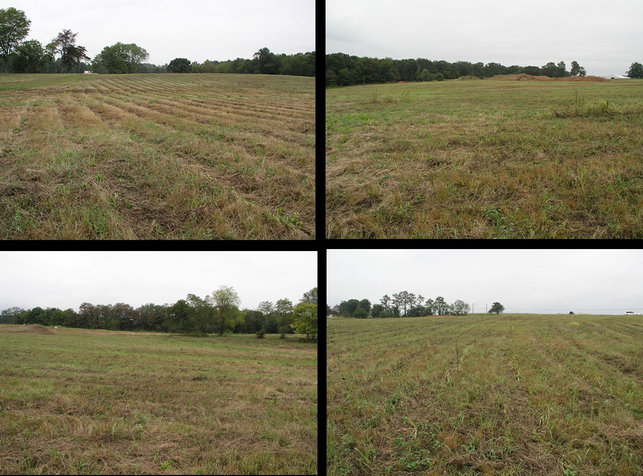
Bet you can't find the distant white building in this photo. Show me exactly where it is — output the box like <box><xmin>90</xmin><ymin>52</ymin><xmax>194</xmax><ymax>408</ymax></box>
<box><xmin>83</xmin><ymin>71</ymin><xmax>96</xmax><ymax>75</ymax></box>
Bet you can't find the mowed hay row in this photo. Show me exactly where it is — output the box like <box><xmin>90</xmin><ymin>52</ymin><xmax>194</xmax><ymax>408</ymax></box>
<box><xmin>0</xmin><ymin>73</ymin><xmax>314</xmax><ymax>239</ymax></box>
<box><xmin>326</xmin><ymin>79</ymin><xmax>643</xmax><ymax>239</ymax></box>
<box><xmin>0</xmin><ymin>329</ymin><xmax>317</xmax><ymax>474</ymax></box>
<box><xmin>327</xmin><ymin>314</ymin><xmax>643</xmax><ymax>476</ymax></box>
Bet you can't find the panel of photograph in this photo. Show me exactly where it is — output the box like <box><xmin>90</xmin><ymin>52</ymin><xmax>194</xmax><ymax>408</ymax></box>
<box><xmin>0</xmin><ymin>251</ymin><xmax>318</xmax><ymax>474</ymax></box>
<box><xmin>326</xmin><ymin>0</ymin><xmax>642</xmax><ymax>238</ymax></box>
<box><xmin>0</xmin><ymin>1</ymin><xmax>315</xmax><ymax>239</ymax></box>
<box><xmin>327</xmin><ymin>249</ymin><xmax>642</xmax><ymax>474</ymax></box>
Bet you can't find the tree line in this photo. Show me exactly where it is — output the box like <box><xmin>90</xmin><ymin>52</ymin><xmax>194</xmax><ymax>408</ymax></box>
<box><xmin>327</xmin><ymin>52</ymin><xmax>643</xmax><ymax>86</ymax></box>
<box><xmin>0</xmin><ymin>286</ymin><xmax>318</xmax><ymax>342</ymax></box>
<box><xmin>329</xmin><ymin>292</ymin><xmax>505</xmax><ymax>317</ymax></box>
<box><xmin>0</xmin><ymin>7</ymin><xmax>314</xmax><ymax>76</ymax></box>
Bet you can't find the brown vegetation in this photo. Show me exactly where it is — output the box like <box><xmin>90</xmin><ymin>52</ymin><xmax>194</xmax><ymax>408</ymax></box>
<box><xmin>491</xmin><ymin>73</ymin><xmax>608</xmax><ymax>82</ymax></box>
<box><xmin>0</xmin><ymin>73</ymin><xmax>314</xmax><ymax>239</ymax></box>
<box><xmin>0</xmin><ymin>324</ymin><xmax>54</xmax><ymax>335</ymax></box>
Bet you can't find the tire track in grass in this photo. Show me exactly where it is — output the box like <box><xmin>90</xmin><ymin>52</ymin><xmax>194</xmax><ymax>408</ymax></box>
<box><xmin>91</xmin><ymin>95</ymin><xmax>313</xmax><ymax>194</ymax></box>
<box><xmin>106</xmin><ymin>88</ymin><xmax>314</xmax><ymax>148</ymax></box>
<box><xmin>82</xmin><ymin>99</ymin><xmax>313</xmax><ymax>239</ymax></box>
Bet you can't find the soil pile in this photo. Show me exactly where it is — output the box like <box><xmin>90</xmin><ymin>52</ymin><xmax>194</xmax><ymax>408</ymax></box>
<box><xmin>492</xmin><ymin>73</ymin><xmax>608</xmax><ymax>82</ymax></box>
<box><xmin>0</xmin><ymin>324</ymin><xmax>55</xmax><ymax>335</ymax></box>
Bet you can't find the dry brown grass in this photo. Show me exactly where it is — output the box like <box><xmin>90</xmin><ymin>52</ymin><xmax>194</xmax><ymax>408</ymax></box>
<box><xmin>0</xmin><ymin>73</ymin><xmax>314</xmax><ymax>239</ymax></box>
<box><xmin>328</xmin><ymin>314</ymin><xmax>642</xmax><ymax>475</ymax></box>
<box><xmin>0</xmin><ymin>327</ymin><xmax>317</xmax><ymax>474</ymax></box>
<box><xmin>326</xmin><ymin>79</ymin><xmax>643</xmax><ymax>238</ymax></box>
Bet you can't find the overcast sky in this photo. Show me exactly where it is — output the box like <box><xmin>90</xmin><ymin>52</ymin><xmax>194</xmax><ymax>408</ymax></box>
<box><xmin>328</xmin><ymin>250</ymin><xmax>643</xmax><ymax>314</ymax></box>
<box><xmin>10</xmin><ymin>0</ymin><xmax>314</xmax><ymax>65</ymax></box>
<box><xmin>0</xmin><ymin>252</ymin><xmax>316</xmax><ymax>311</ymax></box>
<box><xmin>327</xmin><ymin>0</ymin><xmax>642</xmax><ymax>77</ymax></box>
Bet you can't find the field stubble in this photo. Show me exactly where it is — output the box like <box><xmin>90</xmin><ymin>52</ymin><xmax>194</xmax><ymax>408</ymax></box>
<box><xmin>326</xmin><ymin>79</ymin><xmax>642</xmax><ymax>238</ymax></box>
<box><xmin>0</xmin><ymin>73</ymin><xmax>314</xmax><ymax>239</ymax></box>
<box><xmin>0</xmin><ymin>326</ymin><xmax>317</xmax><ymax>474</ymax></box>
<box><xmin>327</xmin><ymin>314</ymin><xmax>642</xmax><ymax>475</ymax></box>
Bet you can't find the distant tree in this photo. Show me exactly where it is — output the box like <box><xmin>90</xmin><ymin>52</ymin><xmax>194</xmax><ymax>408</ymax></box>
<box><xmin>353</xmin><ymin>303</ymin><xmax>369</xmax><ymax>318</ymax></box>
<box><xmin>0</xmin><ymin>7</ymin><xmax>30</xmax><ymax>72</ymax></box>
<box><xmin>370</xmin><ymin>303</ymin><xmax>384</xmax><ymax>317</ymax></box>
<box><xmin>424</xmin><ymin>298</ymin><xmax>435</xmax><ymax>315</ymax></box>
<box><xmin>275</xmin><ymin>298</ymin><xmax>294</xmax><ymax>338</ymax></box>
<box><xmin>0</xmin><ymin>306</ymin><xmax>24</xmax><ymax>324</ymax></box>
<box><xmin>452</xmin><ymin>300</ymin><xmax>470</xmax><ymax>316</ymax></box>
<box><xmin>489</xmin><ymin>302</ymin><xmax>505</xmax><ymax>315</ymax></box>
<box><xmin>253</xmin><ymin>47</ymin><xmax>279</xmax><ymax>74</ymax></box>
<box><xmin>167</xmin><ymin>57</ymin><xmax>191</xmax><ymax>73</ymax></box>
<box><xmin>540</xmin><ymin>62</ymin><xmax>558</xmax><ymax>77</ymax></box>
<box><xmin>292</xmin><ymin>302</ymin><xmax>317</xmax><ymax>342</ymax></box>
<box><xmin>434</xmin><ymin>296</ymin><xmax>449</xmax><ymax>315</ymax></box>
<box><xmin>93</xmin><ymin>42</ymin><xmax>148</xmax><ymax>73</ymax></box>
<box><xmin>338</xmin><ymin>299</ymin><xmax>360</xmax><ymax>317</ymax></box>
<box><xmin>12</xmin><ymin>39</ymin><xmax>47</xmax><ymax>72</ymax></box>
<box><xmin>406</xmin><ymin>304</ymin><xmax>425</xmax><ymax>317</ymax></box>
<box><xmin>626</xmin><ymin>62</ymin><xmax>643</xmax><ymax>78</ymax></box>
<box><xmin>358</xmin><ymin>299</ymin><xmax>371</xmax><ymax>316</ymax></box>
<box><xmin>556</xmin><ymin>61</ymin><xmax>568</xmax><ymax>77</ymax></box>
<box><xmin>570</xmin><ymin>60</ymin><xmax>586</xmax><ymax>77</ymax></box>
<box><xmin>208</xmin><ymin>286</ymin><xmax>242</xmax><ymax>336</ymax></box>
<box><xmin>186</xmin><ymin>294</ymin><xmax>213</xmax><ymax>335</ymax></box>
<box><xmin>300</xmin><ymin>287</ymin><xmax>318</xmax><ymax>304</ymax></box>
<box><xmin>167</xmin><ymin>299</ymin><xmax>194</xmax><ymax>333</ymax></box>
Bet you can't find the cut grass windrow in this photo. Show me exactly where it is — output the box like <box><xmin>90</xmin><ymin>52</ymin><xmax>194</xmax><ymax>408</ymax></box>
<box><xmin>0</xmin><ymin>73</ymin><xmax>314</xmax><ymax>239</ymax></box>
<box><xmin>328</xmin><ymin>314</ymin><xmax>642</xmax><ymax>475</ymax></box>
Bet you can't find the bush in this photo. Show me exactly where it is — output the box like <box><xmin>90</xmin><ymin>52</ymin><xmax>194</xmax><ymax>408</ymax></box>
<box><xmin>256</xmin><ymin>329</ymin><xmax>265</xmax><ymax>338</ymax></box>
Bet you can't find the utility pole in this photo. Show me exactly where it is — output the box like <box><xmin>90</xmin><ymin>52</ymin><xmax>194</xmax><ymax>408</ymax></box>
<box><xmin>486</xmin><ymin>303</ymin><xmax>488</xmax><ymax>313</ymax></box>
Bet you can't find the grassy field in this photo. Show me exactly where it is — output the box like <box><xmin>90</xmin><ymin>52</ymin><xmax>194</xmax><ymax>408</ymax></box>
<box><xmin>327</xmin><ymin>314</ymin><xmax>642</xmax><ymax>475</ymax></box>
<box><xmin>0</xmin><ymin>73</ymin><xmax>314</xmax><ymax>239</ymax></box>
<box><xmin>326</xmin><ymin>78</ymin><xmax>643</xmax><ymax>238</ymax></box>
<box><xmin>0</xmin><ymin>325</ymin><xmax>317</xmax><ymax>474</ymax></box>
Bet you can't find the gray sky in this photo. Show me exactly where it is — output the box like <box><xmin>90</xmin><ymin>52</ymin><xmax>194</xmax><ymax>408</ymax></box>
<box><xmin>0</xmin><ymin>252</ymin><xmax>316</xmax><ymax>311</ymax></box>
<box><xmin>10</xmin><ymin>0</ymin><xmax>314</xmax><ymax>65</ymax></box>
<box><xmin>327</xmin><ymin>0</ymin><xmax>642</xmax><ymax>77</ymax></box>
<box><xmin>328</xmin><ymin>250</ymin><xmax>643</xmax><ymax>314</ymax></box>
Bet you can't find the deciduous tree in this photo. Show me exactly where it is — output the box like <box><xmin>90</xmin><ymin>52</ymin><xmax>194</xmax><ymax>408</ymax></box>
<box><xmin>0</xmin><ymin>7</ymin><xmax>30</xmax><ymax>72</ymax></box>
<box><xmin>208</xmin><ymin>286</ymin><xmax>242</xmax><ymax>336</ymax></box>
<box><xmin>292</xmin><ymin>302</ymin><xmax>317</xmax><ymax>342</ymax></box>
<box><xmin>489</xmin><ymin>302</ymin><xmax>505</xmax><ymax>314</ymax></box>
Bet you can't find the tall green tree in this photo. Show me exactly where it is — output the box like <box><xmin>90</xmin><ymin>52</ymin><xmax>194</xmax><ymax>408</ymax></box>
<box><xmin>209</xmin><ymin>286</ymin><xmax>242</xmax><ymax>336</ymax></box>
<box><xmin>49</xmin><ymin>29</ymin><xmax>88</xmax><ymax>73</ymax></box>
<box><xmin>93</xmin><ymin>42</ymin><xmax>148</xmax><ymax>73</ymax></box>
<box><xmin>292</xmin><ymin>302</ymin><xmax>317</xmax><ymax>342</ymax></box>
<box><xmin>187</xmin><ymin>293</ymin><xmax>213</xmax><ymax>335</ymax></box>
<box><xmin>626</xmin><ymin>62</ymin><xmax>643</xmax><ymax>78</ymax></box>
<box><xmin>452</xmin><ymin>300</ymin><xmax>470</xmax><ymax>316</ymax></box>
<box><xmin>300</xmin><ymin>287</ymin><xmax>318</xmax><ymax>304</ymax></box>
<box><xmin>275</xmin><ymin>298</ymin><xmax>294</xmax><ymax>338</ymax></box>
<box><xmin>0</xmin><ymin>7</ymin><xmax>30</xmax><ymax>72</ymax></box>
<box><xmin>167</xmin><ymin>57</ymin><xmax>191</xmax><ymax>73</ymax></box>
<box><xmin>12</xmin><ymin>39</ymin><xmax>47</xmax><ymax>72</ymax></box>
<box><xmin>489</xmin><ymin>302</ymin><xmax>505</xmax><ymax>315</ymax></box>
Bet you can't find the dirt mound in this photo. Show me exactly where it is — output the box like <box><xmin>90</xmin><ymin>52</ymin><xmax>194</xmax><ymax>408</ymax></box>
<box><xmin>491</xmin><ymin>73</ymin><xmax>608</xmax><ymax>82</ymax></box>
<box><xmin>0</xmin><ymin>324</ymin><xmax>54</xmax><ymax>335</ymax></box>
